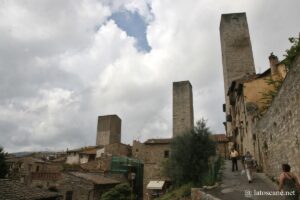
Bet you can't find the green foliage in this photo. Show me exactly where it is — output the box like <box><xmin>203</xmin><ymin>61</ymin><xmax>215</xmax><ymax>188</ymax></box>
<box><xmin>101</xmin><ymin>183</ymin><xmax>131</xmax><ymax>200</ymax></box>
<box><xmin>156</xmin><ymin>183</ymin><xmax>193</xmax><ymax>200</ymax></box>
<box><xmin>0</xmin><ymin>147</ymin><xmax>8</xmax><ymax>178</ymax></box>
<box><xmin>259</xmin><ymin>37</ymin><xmax>300</xmax><ymax>113</ymax></box>
<box><xmin>259</xmin><ymin>76</ymin><xmax>284</xmax><ymax>113</ymax></box>
<box><xmin>166</xmin><ymin>119</ymin><xmax>216</xmax><ymax>186</ymax></box>
<box><xmin>201</xmin><ymin>156</ymin><xmax>223</xmax><ymax>186</ymax></box>
<box><xmin>282</xmin><ymin>37</ymin><xmax>300</xmax><ymax>69</ymax></box>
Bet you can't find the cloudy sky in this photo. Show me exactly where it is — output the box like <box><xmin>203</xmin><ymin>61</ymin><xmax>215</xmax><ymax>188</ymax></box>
<box><xmin>0</xmin><ymin>0</ymin><xmax>299</xmax><ymax>152</ymax></box>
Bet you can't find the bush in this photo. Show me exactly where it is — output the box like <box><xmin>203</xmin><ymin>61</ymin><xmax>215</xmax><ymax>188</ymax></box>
<box><xmin>101</xmin><ymin>183</ymin><xmax>131</xmax><ymax>200</ymax></box>
<box><xmin>166</xmin><ymin>119</ymin><xmax>216</xmax><ymax>186</ymax></box>
<box><xmin>156</xmin><ymin>183</ymin><xmax>193</xmax><ymax>200</ymax></box>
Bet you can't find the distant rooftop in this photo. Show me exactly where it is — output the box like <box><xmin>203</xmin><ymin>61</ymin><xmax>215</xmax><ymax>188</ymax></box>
<box><xmin>67</xmin><ymin>145</ymin><xmax>103</xmax><ymax>153</ymax></box>
<box><xmin>144</xmin><ymin>138</ymin><xmax>172</xmax><ymax>145</ymax></box>
<box><xmin>6</xmin><ymin>156</ymin><xmax>49</xmax><ymax>164</ymax></box>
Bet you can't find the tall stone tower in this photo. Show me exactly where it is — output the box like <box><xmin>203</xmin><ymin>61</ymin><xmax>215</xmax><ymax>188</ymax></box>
<box><xmin>220</xmin><ymin>12</ymin><xmax>256</xmax><ymax>93</ymax></box>
<box><xmin>173</xmin><ymin>81</ymin><xmax>194</xmax><ymax>137</ymax></box>
<box><xmin>220</xmin><ymin>13</ymin><xmax>256</xmax><ymax>137</ymax></box>
<box><xmin>96</xmin><ymin>115</ymin><xmax>121</xmax><ymax>146</ymax></box>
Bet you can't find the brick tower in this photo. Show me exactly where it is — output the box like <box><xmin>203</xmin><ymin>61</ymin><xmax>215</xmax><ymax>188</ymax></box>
<box><xmin>96</xmin><ymin>115</ymin><xmax>121</xmax><ymax>146</ymax></box>
<box><xmin>173</xmin><ymin>81</ymin><xmax>194</xmax><ymax>137</ymax></box>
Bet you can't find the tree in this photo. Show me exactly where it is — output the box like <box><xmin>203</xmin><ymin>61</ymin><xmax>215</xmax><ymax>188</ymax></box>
<box><xmin>167</xmin><ymin>119</ymin><xmax>216</xmax><ymax>186</ymax></box>
<box><xmin>282</xmin><ymin>37</ymin><xmax>300</xmax><ymax>69</ymax></box>
<box><xmin>0</xmin><ymin>147</ymin><xmax>8</xmax><ymax>178</ymax></box>
<box><xmin>260</xmin><ymin>76</ymin><xmax>284</xmax><ymax>113</ymax></box>
<box><xmin>101</xmin><ymin>183</ymin><xmax>131</xmax><ymax>200</ymax></box>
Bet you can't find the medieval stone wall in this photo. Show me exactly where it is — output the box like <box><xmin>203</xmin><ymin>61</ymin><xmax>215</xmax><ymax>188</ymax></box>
<box><xmin>254</xmin><ymin>54</ymin><xmax>300</xmax><ymax>179</ymax></box>
<box><xmin>104</xmin><ymin>143</ymin><xmax>132</xmax><ymax>157</ymax></box>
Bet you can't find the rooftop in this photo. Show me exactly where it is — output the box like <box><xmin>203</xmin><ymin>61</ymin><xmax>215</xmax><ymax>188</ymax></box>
<box><xmin>0</xmin><ymin>179</ymin><xmax>62</xmax><ymax>200</ymax></box>
<box><xmin>144</xmin><ymin>138</ymin><xmax>172</xmax><ymax>145</ymax></box>
<box><xmin>6</xmin><ymin>156</ymin><xmax>49</xmax><ymax>164</ymax></box>
<box><xmin>80</xmin><ymin>148</ymin><xmax>97</xmax><ymax>155</ymax></box>
<box><xmin>68</xmin><ymin>172</ymin><xmax>120</xmax><ymax>185</ymax></box>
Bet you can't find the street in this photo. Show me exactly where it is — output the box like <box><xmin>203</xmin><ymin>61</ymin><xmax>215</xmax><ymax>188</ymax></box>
<box><xmin>205</xmin><ymin>160</ymin><xmax>285</xmax><ymax>200</ymax></box>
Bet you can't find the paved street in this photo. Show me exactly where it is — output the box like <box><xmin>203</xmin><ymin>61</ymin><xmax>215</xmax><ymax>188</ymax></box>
<box><xmin>205</xmin><ymin>160</ymin><xmax>285</xmax><ymax>200</ymax></box>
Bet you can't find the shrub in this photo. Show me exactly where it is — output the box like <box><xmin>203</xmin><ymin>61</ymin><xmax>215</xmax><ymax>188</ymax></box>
<box><xmin>166</xmin><ymin>119</ymin><xmax>216</xmax><ymax>186</ymax></box>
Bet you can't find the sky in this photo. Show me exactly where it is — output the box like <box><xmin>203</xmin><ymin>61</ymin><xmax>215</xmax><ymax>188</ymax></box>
<box><xmin>0</xmin><ymin>0</ymin><xmax>299</xmax><ymax>152</ymax></box>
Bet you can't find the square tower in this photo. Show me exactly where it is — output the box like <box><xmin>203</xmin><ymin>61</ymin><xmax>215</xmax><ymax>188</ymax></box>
<box><xmin>173</xmin><ymin>81</ymin><xmax>194</xmax><ymax>137</ymax></box>
<box><xmin>96</xmin><ymin>115</ymin><xmax>121</xmax><ymax>146</ymax></box>
<box><xmin>220</xmin><ymin>12</ymin><xmax>256</xmax><ymax>92</ymax></box>
<box><xmin>220</xmin><ymin>13</ymin><xmax>256</xmax><ymax>137</ymax></box>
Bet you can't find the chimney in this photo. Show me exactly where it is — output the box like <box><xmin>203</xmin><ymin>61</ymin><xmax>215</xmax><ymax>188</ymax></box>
<box><xmin>269</xmin><ymin>52</ymin><xmax>279</xmax><ymax>75</ymax></box>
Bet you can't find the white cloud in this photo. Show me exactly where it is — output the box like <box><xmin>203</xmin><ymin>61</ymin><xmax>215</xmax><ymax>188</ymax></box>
<box><xmin>0</xmin><ymin>0</ymin><xmax>300</xmax><ymax>152</ymax></box>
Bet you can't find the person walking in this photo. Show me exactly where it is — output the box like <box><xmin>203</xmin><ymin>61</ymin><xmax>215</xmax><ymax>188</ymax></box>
<box><xmin>244</xmin><ymin>151</ymin><xmax>255</xmax><ymax>183</ymax></box>
<box><xmin>230</xmin><ymin>148</ymin><xmax>239</xmax><ymax>172</ymax></box>
<box><xmin>279</xmin><ymin>164</ymin><xmax>300</xmax><ymax>200</ymax></box>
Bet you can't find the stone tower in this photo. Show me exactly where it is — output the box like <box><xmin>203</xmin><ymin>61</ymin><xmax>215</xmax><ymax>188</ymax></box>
<box><xmin>220</xmin><ymin>13</ymin><xmax>256</xmax><ymax>136</ymax></box>
<box><xmin>96</xmin><ymin>115</ymin><xmax>121</xmax><ymax>146</ymax></box>
<box><xmin>173</xmin><ymin>81</ymin><xmax>194</xmax><ymax>137</ymax></box>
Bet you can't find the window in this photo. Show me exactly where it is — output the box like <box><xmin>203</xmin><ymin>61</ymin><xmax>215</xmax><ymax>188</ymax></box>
<box><xmin>164</xmin><ymin>150</ymin><xmax>169</xmax><ymax>158</ymax></box>
<box><xmin>36</xmin><ymin>166</ymin><xmax>39</xmax><ymax>172</ymax></box>
<box><xmin>66</xmin><ymin>191</ymin><xmax>73</xmax><ymax>200</ymax></box>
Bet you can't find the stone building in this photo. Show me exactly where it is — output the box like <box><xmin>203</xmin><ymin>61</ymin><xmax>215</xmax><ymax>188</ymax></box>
<box><xmin>173</xmin><ymin>81</ymin><xmax>194</xmax><ymax>137</ymax></box>
<box><xmin>66</xmin><ymin>146</ymin><xmax>101</xmax><ymax>165</ymax></box>
<box><xmin>132</xmin><ymin>139</ymin><xmax>171</xmax><ymax>199</ymax></box>
<box><xmin>56</xmin><ymin>172</ymin><xmax>123</xmax><ymax>200</ymax></box>
<box><xmin>96</xmin><ymin>115</ymin><xmax>121</xmax><ymax>146</ymax></box>
<box><xmin>220</xmin><ymin>12</ymin><xmax>256</xmax><ymax>144</ymax></box>
<box><xmin>96</xmin><ymin>142</ymin><xmax>132</xmax><ymax>158</ymax></box>
<box><xmin>6</xmin><ymin>156</ymin><xmax>62</xmax><ymax>185</ymax></box>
